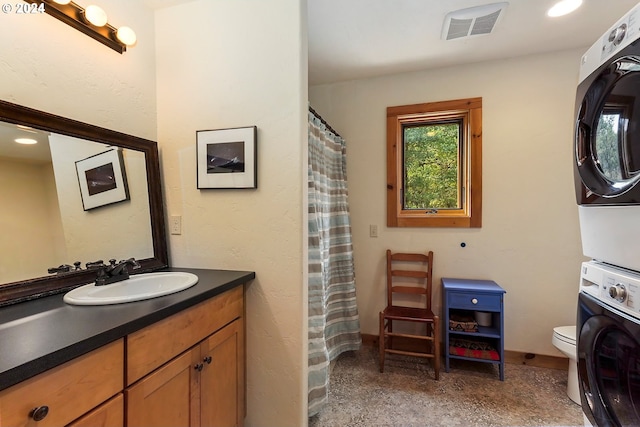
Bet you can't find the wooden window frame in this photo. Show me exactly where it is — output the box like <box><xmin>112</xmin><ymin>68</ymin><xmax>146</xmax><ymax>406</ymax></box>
<box><xmin>387</xmin><ymin>97</ymin><xmax>482</xmax><ymax>228</ymax></box>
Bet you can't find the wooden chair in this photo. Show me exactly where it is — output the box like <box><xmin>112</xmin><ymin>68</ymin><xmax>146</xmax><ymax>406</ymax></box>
<box><xmin>379</xmin><ymin>250</ymin><xmax>440</xmax><ymax>379</ymax></box>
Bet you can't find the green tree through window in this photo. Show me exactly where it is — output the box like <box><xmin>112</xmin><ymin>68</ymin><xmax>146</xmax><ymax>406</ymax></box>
<box><xmin>403</xmin><ymin>122</ymin><xmax>460</xmax><ymax>210</ymax></box>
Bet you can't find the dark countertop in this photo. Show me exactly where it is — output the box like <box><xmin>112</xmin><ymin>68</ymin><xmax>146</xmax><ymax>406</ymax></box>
<box><xmin>0</xmin><ymin>267</ymin><xmax>255</xmax><ymax>392</ymax></box>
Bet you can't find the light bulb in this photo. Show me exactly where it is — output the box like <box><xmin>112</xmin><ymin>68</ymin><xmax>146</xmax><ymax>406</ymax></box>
<box><xmin>547</xmin><ymin>0</ymin><xmax>583</xmax><ymax>17</ymax></box>
<box><xmin>15</xmin><ymin>138</ymin><xmax>37</xmax><ymax>145</ymax></box>
<box><xmin>52</xmin><ymin>0</ymin><xmax>71</xmax><ymax>4</ymax></box>
<box><xmin>84</xmin><ymin>5</ymin><xmax>107</xmax><ymax>27</ymax></box>
<box><xmin>116</xmin><ymin>26</ymin><xmax>137</xmax><ymax>46</ymax></box>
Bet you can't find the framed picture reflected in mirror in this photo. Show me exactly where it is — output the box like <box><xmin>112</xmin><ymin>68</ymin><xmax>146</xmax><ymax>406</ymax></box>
<box><xmin>75</xmin><ymin>148</ymin><xmax>130</xmax><ymax>210</ymax></box>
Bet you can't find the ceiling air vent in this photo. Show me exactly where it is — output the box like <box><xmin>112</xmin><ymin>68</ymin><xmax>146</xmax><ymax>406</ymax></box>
<box><xmin>442</xmin><ymin>2</ymin><xmax>509</xmax><ymax>40</ymax></box>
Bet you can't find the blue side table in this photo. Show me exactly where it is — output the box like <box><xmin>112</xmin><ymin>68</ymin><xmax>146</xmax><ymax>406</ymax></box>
<box><xmin>442</xmin><ymin>278</ymin><xmax>506</xmax><ymax>380</ymax></box>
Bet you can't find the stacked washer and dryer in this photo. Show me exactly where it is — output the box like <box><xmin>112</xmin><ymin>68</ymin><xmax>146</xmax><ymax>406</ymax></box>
<box><xmin>574</xmin><ymin>3</ymin><xmax>640</xmax><ymax>426</ymax></box>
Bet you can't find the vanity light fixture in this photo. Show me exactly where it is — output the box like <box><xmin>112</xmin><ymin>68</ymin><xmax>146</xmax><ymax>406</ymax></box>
<box><xmin>23</xmin><ymin>0</ymin><xmax>136</xmax><ymax>54</ymax></box>
<box><xmin>547</xmin><ymin>0</ymin><xmax>583</xmax><ymax>17</ymax></box>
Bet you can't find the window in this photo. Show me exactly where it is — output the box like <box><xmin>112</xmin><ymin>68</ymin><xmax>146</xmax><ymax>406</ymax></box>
<box><xmin>386</xmin><ymin>97</ymin><xmax>482</xmax><ymax>227</ymax></box>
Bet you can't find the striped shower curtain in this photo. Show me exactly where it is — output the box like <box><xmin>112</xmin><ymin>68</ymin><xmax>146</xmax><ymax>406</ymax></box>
<box><xmin>308</xmin><ymin>109</ymin><xmax>361</xmax><ymax>417</ymax></box>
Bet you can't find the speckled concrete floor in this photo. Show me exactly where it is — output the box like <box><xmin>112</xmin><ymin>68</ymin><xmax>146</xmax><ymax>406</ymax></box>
<box><xmin>309</xmin><ymin>345</ymin><xmax>584</xmax><ymax>427</ymax></box>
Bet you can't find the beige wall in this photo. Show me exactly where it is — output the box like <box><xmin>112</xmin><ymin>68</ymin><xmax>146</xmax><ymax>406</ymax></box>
<box><xmin>0</xmin><ymin>0</ymin><xmax>157</xmax><ymax>138</ymax></box>
<box><xmin>310</xmin><ymin>49</ymin><xmax>587</xmax><ymax>357</ymax></box>
<box><xmin>0</xmin><ymin>158</ymin><xmax>64</xmax><ymax>282</ymax></box>
<box><xmin>155</xmin><ymin>1</ymin><xmax>307</xmax><ymax>425</ymax></box>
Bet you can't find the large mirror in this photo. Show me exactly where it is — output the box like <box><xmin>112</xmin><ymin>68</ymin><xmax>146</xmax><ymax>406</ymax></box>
<box><xmin>0</xmin><ymin>100</ymin><xmax>168</xmax><ymax>305</ymax></box>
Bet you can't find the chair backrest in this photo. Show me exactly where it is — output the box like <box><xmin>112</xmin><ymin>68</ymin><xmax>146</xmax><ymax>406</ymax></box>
<box><xmin>386</xmin><ymin>250</ymin><xmax>434</xmax><ymax>310</ymax></box>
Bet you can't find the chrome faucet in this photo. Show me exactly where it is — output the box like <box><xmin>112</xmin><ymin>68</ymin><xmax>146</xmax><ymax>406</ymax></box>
<box><xmin>95</xmin><ymin>258</ymin><xmax>141</xmax><ymax>286</ymax></box>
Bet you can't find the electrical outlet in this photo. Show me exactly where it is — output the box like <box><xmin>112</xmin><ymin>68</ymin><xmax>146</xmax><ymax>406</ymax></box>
<box><xmin>170</xmin><ymin>215</ymin><xmax>182</xmax><ymax>235</ymax></box>
<box><xmin>369</xmin><ymin>224</ymin><xmax>378</xmax><ymax>238</ymax></box>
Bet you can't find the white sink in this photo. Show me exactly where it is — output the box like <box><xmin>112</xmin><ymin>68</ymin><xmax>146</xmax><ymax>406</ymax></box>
<box><xmin>63</xmin><ymin>272</ymin><xmax>199</xmax><ymax>306</ymax></box>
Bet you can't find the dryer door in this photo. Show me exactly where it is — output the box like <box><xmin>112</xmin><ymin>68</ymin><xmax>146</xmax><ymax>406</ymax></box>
<box><xmin>575</xmin><ymin>55</ymin><xmax>640</xmax><ymax>204</ymax></box>
<box><xmin>578</xmin><ymin>293</ymin><xmax>640</xmax><ymax>427</ymax></box>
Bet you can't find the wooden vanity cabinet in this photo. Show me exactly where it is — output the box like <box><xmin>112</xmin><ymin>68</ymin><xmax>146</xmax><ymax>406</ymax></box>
<box><xmin>0</xmin><ymin>339</ymin><xmax>123</xmax><ymax>427</ymax></box>
<box><xmin>126</xmin><ymin>285</ymin><xmax>245</xmax><ymax>427</ymax></box>
<box><xmin>0</xmin><ymin>284</ymin><xmax>245</xmax><ymax>427</ymax></box>
<box><xmin>126</xmin><ymin>318</ymin><xmax>243</xmax><ymax>427</ymax></box>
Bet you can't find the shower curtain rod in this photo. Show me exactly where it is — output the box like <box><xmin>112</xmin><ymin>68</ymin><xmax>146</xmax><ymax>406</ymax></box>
<box><xmin>309</xmin><ymin>106</ymin><xmax>342</xmax><ymax>139</ymax></box>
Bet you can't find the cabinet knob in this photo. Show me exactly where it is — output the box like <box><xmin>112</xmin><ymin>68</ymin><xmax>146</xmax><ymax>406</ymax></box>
<box><xmin>30</xmin><ymin>406</ymin><xmax>49</xmax><ymax>421</ymax></box>
<box><xmin>194</xmin><ymin>363</ymin><xmax>204</xmax><ymax>372</ymax></box>
<box><xmin>471</xmin><ymin>298</ymin><xmax>478</xmax><ymax>304</ymax></box>
<box><xmin>203</xmin><ymin>356</ymin><xmax>212</xmax><ymax>365</ymax></box>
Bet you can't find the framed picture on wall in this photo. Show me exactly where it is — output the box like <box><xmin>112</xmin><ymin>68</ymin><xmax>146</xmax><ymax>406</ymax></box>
<box><xmin>75</xmin><ymin>148</ymin><xmax>130</xmax><ymax>210</ymax></box>
<box><xmin>196</xmin><ymin>126</ymin><xmax>257</xmax><ymax>189</ymax></box>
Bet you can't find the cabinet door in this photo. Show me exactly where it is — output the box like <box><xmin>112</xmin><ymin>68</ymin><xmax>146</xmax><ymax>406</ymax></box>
<box><xmin>200</xmin><ymin>319</ymin><xmax>244</xmax><ymax>427</ymax></box>
<box><xmin>126</xmin><ymin>347</ymin><xmax>200</xmax><ymax>427</ymax></box>
<box><xmin>67</xmin><ymin>394</ymin><xmax>123</xmax><ymax>427</ymax></box>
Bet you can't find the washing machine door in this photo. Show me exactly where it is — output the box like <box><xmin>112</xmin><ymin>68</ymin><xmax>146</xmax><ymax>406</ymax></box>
<box><xmin>578</xmin><ymin>293</ymin><xmax>640</xmax><ymax>426</ymax></box>
<box><xmin>575</xmin><ymin>54</ymin><xmax>640</xmax><ymax>205</ymax></box>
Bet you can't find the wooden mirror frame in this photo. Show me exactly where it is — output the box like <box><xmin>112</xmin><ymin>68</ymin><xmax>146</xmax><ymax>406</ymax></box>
<box><xmin>0</xmin><ymin>100</ymin><xmax>168</xmax><ymax>305</ymax></box>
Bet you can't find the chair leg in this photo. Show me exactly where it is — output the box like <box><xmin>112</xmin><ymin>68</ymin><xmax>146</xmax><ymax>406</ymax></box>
<box><xmin>433</xmin><ymin>316</ymin><xmax>440</xmax><ymax>380</ymax></box>
<box><xmin>379</xmin><ymin>312</ymin><xmax>385</xmax><ymax>373</ymax></box>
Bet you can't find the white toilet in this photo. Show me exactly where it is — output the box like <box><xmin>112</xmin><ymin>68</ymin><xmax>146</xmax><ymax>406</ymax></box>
<box><xmin>552</xmin><ymin>325</ymin><xmax>580</xmax><ymax>405</ymax></box>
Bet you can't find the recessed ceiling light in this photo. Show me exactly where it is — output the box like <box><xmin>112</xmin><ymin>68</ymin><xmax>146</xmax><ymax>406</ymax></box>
<box><xmin>15</xmin><ymin>138</ymin><xmax>37</xmax><ymax>145</ymax></box>
<box><xmin>547</xmin><ymin>0</ymin><xmax>583</xmax><ymax>17</ymax></box>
